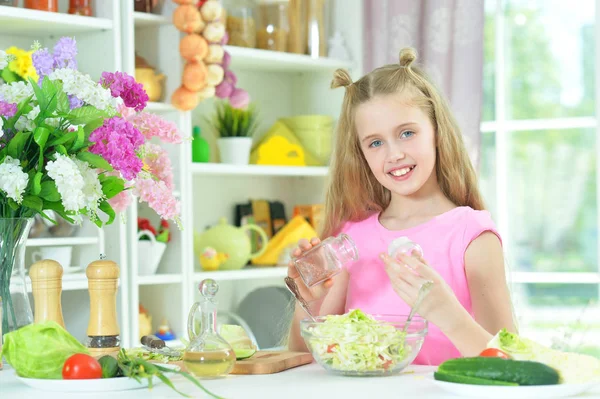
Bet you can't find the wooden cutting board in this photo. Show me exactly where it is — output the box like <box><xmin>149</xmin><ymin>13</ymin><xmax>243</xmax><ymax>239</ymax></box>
<box><xmin>167</xmin><ymin>351</ymin><xmax>313</xmax><ymax>375</ymax></box>
<box><xmin>231</xmin><ymin>351</ymin><xmax>313</xmax><ymax>375</ymax></box>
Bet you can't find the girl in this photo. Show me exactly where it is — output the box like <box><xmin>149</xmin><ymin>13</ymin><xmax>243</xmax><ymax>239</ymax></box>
<box><xmin>286</xmin><ymin>48</ymin><xmax>516</xmax><ymax>365</ymax></box>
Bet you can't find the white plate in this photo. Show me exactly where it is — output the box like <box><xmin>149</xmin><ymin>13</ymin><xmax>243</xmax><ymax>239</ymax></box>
<box><xmin>16</xmin><ymin>364</ymin><xmax>179</xmax><ymax>392</ymax></box>
<box><xmin>432</xmin><ymin>378</ymin><xmax>600</xmax><ymax>398</ymax></box>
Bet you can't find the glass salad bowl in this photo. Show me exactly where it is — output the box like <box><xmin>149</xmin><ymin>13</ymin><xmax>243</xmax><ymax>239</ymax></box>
<box><xmin>300</xmin><ymin>310</ymin><xmax>428</xmax><ymax>376</ymax></box>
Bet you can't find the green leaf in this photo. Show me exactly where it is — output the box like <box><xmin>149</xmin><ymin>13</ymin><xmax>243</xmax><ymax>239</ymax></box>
<box><xmin>99</xmin><ymin>200</ymin><xmax>115</xmax><ymax>225</ymax></box>
<box><xmin>48</xmin><ymin>129</ymin><xmax>77</xmax><ymax>146</ymax></box>
<box><xmin>1</xmin><ymin>68</ymin><xmax>20</xmax><ymax>83</ymax></box>
<box><xmin>100</xmin><ymin>176</ymin><xmax>125</xmax><ymax>199</ymax></box>
<box><xmin>34</xmin><ymin>126</ymin><xmax>50</xmax><ymax>149</ymax></box>
<box><xmin>66</xmin><ymin>106</ymin><xmax>108</xmax><ymax>125</ymax></box>
<box><xmin>54</xmin><ymin>81</ymin><xmax>70</xmax><ymax>113</ymax></box>
<box><xmin>41</xmin><ymin>77</ymin><xmax>58</xmax><ymax>115</ymax></box>
<box><xmin>71</xmin><ymin>126</ymin><xmax>86</xmax><ymax>152</ymax></box>
<box><xmin>76</xmin><ymin>151</ymin><xmax>113</xmax><ymax>171</ymax></box>
<box><xmin>55</xmin><ymin>145</ymin><xmax>68</xmax><ymax>155</ymax></box>
<box><xmin>43</xmin><ymin>201</ymin><xmax>75</xmax><ymax>224</ymax></box>
<box><xmin>28</xmin><ymin>77</ymin><xmax>48</xmax><ymax>113</ymax></box>
<box><xmin>8</xmin><ymin>198</ymin><xmax>19</xmax><ymax>210</ymax></box>
<box><xmin>32</xmin><ymin>172</ymin><xmax>42</xmax><ymax>195</ymax></box>
<box><xmin>39</xmin><ymin>180</ymin><xmax>60</xmax><ymax>202</ymax></box>
<box><xmin>22</xmin><ymin>195</ymin><xmax>43</xmax><ymax>212</ymax></box>
<box><xmin>83</xmin><ymin>117</ymin><xmax>105</xmax><ymax>136</ymax></box>
<box><xmin>7</xmin><ymin>131</ymin><xmax>31</xmax><ymax>159</ymax></box>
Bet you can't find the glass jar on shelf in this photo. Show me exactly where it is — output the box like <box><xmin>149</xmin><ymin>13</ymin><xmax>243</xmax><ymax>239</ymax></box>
<box><xmin>287</xmin><ymin>0</ymin><xmax>307</xmax><ymax>54</ymax></box>
<box><xmin>307</xmin><ymin>0</ymin><xmax>328</xmax><ymax>58</ymax></box>
<box><xmin>256</xmin><ymin>0</ymin><xmax>289</xmax><ymax>52</ymax></box>
<box><xmin>68</xmin><ymin>0</ymin><xmax>93</xmax><ymax>16</ymax></box>
<box><xmin>224</xmin><ymin>0</ymin><xmax>258</xmax><ymax>48</ymax></box>
<box><xmin>24</xmin><ymin>0</ymin><xmax>58</xmax><ymax>12</ymax></box>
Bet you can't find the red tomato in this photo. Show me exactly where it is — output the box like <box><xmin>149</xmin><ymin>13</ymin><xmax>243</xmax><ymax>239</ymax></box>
<box><xmin>62</xmin><ymin>354</ymin><xmax>103</xmax><ymax>379</ymax></box>
<box><xmin>479</xmin><ymin>348</ymin><xmax>511</xmax><ymax>359</ymax></box>
<box><xmin>326</xmin><ymin>344</ymin><xmax>338</xmax><ymax>353</ymax></box>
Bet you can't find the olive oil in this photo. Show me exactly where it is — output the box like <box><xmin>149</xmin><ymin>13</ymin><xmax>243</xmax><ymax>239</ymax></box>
<box><xmin>183</xmin><ymin>349</ymin><xmax>236</xmax><ymax>378</ymax></box>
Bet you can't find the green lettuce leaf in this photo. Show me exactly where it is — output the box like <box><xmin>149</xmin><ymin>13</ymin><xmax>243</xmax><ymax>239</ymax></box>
<box><xmin>2</xmin><ymin>321</ymin><xmax>89</xmax><ymax>379</ymax></box>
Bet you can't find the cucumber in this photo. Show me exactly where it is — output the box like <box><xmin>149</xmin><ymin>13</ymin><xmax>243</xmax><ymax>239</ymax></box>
<box><xmin>98</xmin><ymin>355</ymin><xmax>120</xmax><ymax>378</ymax></box>
<box><xmin>438</xmin><ymin>357</ymin><xmax>559</xmax><ymax>386</ymax></box>
<box><xmin>434</xmin><ymin>371</ymin><xmax>518</xmax><ymax>386</ymax></box>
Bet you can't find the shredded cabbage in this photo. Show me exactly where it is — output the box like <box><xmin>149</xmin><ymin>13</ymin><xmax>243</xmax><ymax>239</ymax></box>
<box><xmin>303</xmin><ymin>309</ymin><xmax>409</xmax><ymax>373</ymax></box>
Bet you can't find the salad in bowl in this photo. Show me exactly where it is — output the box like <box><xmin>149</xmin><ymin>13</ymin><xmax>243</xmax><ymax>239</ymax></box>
<box><xmin>300</xmin><ymin>309</ymin><xmax>427</xmax><ymax>376</ymax></box>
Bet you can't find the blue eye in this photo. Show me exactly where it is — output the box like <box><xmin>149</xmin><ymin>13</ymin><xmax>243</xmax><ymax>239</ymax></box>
<box><xmin>369</xmin><ymin>139</ymin><xmax>383</xmax><ymax>148</ymax></box>
<box><xmin>400</xmin><ymin>130</ymin><xmax>415</xmax><ymax>139</ymax></box>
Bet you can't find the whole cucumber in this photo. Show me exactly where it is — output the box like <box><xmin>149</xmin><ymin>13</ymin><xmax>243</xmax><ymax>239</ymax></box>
<box><xmin>438</xmin><ymin>357</ymin><xmax>559</xmax><ymax>386</ymax></box>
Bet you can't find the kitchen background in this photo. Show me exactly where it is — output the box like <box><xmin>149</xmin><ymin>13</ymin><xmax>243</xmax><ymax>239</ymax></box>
<box><xmin>1</xmin><ymin>0</ymin><xmax>598</xmax><ymax>359</ymax></box>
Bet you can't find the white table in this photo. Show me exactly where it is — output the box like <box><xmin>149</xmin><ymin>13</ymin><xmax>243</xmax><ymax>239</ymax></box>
<box><xmin>2</xmin><ymin>363</ymin><xmax>600</xmax><ymax>399</ymax></box>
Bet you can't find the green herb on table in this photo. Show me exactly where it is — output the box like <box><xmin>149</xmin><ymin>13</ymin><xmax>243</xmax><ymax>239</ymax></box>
<box><xmin>117</xmin><ymin>349</ymin><xmax>225</xmax><ymax>399</ymax></box>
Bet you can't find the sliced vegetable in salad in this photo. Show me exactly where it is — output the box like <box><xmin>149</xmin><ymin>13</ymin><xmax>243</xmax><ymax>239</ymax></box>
<box><xmin>302</xmin><ymin>309</ymin><xmax>410</xmax><ymax>373</ymax></box>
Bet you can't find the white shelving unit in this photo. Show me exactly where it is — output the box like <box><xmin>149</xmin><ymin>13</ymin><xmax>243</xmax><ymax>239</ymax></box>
<box><xmin>2</xmin><ymin>0</ymin><xmax>364</xmax><ymax>348</ymax></box>
<box><xmin>0</xmin><ymin>0</ymin><xmax>130</xmax><ymax>347</ymax></box>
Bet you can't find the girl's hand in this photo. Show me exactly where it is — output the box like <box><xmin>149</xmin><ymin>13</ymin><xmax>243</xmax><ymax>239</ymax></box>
<box><xmin>287</xmin><ymin>237</ymin><xmax>334</xmax><ymax>303</ymax></box>
<box><xmin>380</xmin><ymin>251</ymin><xmax>465</xmax><ymax>333</ymax></box>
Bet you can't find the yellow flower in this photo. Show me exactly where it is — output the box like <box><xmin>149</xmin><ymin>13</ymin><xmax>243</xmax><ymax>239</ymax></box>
<box><xmin>6</xmin><ymin>46</ymin><xmax>39</xmax><ymax>81</ymax></box>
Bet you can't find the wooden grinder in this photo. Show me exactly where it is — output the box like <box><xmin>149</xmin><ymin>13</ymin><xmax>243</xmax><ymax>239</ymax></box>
<box><xmin>86</xmin><ymin>258</ymin><xmax>120</xmax><ymax>356</ymax></box>
<box><xmin>29</xmin><ymin>259</ymin><xmax>65</xmax><ymax>328</ymax></box>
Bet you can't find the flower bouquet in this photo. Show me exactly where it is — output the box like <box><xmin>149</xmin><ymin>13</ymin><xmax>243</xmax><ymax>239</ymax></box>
<box><xmin>0</xmin><ymin>37</ymin><xmax>183</xmax><ymax>335</ymax></box>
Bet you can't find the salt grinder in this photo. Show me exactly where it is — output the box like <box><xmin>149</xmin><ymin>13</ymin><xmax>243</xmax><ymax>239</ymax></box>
<box><xmin>29</xmin><ymin>259</ymin><xmax>65</xmax><ymax>328</ymax></box>
<box><xmin>86</xmin><ymin>257</ymin><xmax>120</xmax><ymax>355</ymax></box>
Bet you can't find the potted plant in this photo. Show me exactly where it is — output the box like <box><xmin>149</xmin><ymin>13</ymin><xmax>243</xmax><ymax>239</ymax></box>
<box><xmin>208</xmin><ymin>100</ymin><xmax>258</xmax><ymax>165</ymax></box>
<box><xmin>137</xmin><ymin>218</ymin><xmax>171</xmax><ymax>275</ymax></box>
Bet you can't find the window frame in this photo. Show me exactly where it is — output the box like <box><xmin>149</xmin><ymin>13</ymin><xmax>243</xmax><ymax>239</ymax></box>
<box><xmin>483</xmin><ymin>0</ymin><xmax>600</xmax><ymax>294</ymax></box>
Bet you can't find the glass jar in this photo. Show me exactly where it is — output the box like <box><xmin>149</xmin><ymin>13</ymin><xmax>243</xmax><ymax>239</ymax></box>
<box><xmin>387</xmin><ymin>237</ymin><xmax>424</xmax><ymax>262</ymax></box>
<box><xmin>69</xmin><ymin>0</ymin><xmax>93</xmax><ymax>16</ymax></box>
<box><xmin>256</xmin><ymin>0</ymin><xmax>289</xmax><ymax>52</ymax></box>
<box><xmin>307</xmin><ymin>0</ymin><xmax>327</xmax><ymax>58</ymax></box>
<box><xmin>293</xmin><ymin>233</ymin><xmax>358</xmax><ymax>288</ymax></box>
<box><xmin>24</xmin><ymin>0</ymin><xmax>58</xmax><ymax>12</ymax></box>
<box><xmin>287</xmin><ymin>0</ymin><xmax>307</xmax><ymax>54</ymax></box>
<box><xmin>225</xmin><ymin>0</ymin><xmax>257</xmax><ymax>48</ymax></box>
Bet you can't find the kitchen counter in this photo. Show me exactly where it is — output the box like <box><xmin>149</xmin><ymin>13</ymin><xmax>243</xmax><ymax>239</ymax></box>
<box><xmin>2</xmin><ymin>362</ymin><xmax>600</xmax><ymax>399</ymax></box>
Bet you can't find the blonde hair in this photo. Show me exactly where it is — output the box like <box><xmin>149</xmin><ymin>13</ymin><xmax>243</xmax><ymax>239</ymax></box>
<box><xmin>321</xmin><ymin>48</ymin><xmax>485</xmax><ymax>238</ymax></box>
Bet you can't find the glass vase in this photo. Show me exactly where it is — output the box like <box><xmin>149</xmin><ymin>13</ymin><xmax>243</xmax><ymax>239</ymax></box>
<box><xmin>0</xmin><ymin>218</ymin><xmax>34</xmax><ymax>340</ymax></box>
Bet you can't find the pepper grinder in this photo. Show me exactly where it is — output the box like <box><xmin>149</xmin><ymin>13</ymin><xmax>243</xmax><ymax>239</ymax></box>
<box><xmin>29</xmin><ymin>259</ymin><xmax>65</xmax><ymax>328</ymax></box>
<box><xmin>86</xmin><ymin>257</ymin><xmax>120</xmax><ymax>356</ymax></box>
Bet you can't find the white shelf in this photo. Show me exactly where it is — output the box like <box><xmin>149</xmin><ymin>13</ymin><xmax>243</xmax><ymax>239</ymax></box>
<box><xmin>133</xmin><ymin>11</ymin><xmax>170</xmax><ymax>27</ymax></box>
<box><xmin>137</xmin><ymin>273</ymin><xmax>183</xmax><ymax>285</ymax></box>
<box><xmin>26</xmin><ymin>237</ymin><xmax>99</xmax><ymax>247</ymax></box>
<box><xmin>225</xmin><ymin>45</ymin><xmax>353</xmax><ymax>73</ymax></box>
<box><xmin>15</xmin><ymin>273</ymin><xmax>89</xmax><ymax>292</ymax></box>
<box><xmin>190</xmin><ymin>163</ymin><xmax>329</xmax><ymax>177</ymax></box>
<box><xmin>145</xmin><ymin>102</ymin><xmax>176</xmax><ymax>113</ymax></box>
<box><xmin>194</xmin><ymin>266</ymin><xmax>287</xmax><ymax>282</ymax></box>
<box><xmin>511</xmin><ymin>272</ymin><xmax>600</xmax><ymax>284</ymax></box>
<box><xmin>0</xmin><ymin>6</ymin><xmax>113</xmax><ymax>36</ymax></box>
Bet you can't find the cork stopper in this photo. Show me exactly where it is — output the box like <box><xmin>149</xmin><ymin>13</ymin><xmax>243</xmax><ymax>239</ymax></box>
<box><xmin>29</xmin><ymin>259</ymin><xmax>65</xmax><ymax>328</ymax></box>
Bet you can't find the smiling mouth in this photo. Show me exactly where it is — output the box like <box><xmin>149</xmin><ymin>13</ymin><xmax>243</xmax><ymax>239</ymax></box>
<box><xmin>389</xmin><ymin>166</ymin><xmax>415</xmax><ymax>177</ymax></box>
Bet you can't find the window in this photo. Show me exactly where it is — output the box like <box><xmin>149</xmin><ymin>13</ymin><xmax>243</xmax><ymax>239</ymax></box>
<box><xmin>481</xmin><ymin>0</ymin><xmax>599</xmax><ymax>357</ymax></box>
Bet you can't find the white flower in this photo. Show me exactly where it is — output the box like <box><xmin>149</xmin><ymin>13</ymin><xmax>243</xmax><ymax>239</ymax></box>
<box><xmin>0</xmin><ymin>49</ymin><xmax>7</xmax><ymax>70</ymax></box>
<box><xmin>0</xmin><ymin>156</ymin><xmax>29</xmax><ymax>203</ymax></box>
<box><xmin>0</xmin><ymin>118</ymin><xmax>4</xmax><ymax>138</ymax></box>
<box><xmin>14</xmin><ymin>105</ymin><xmax>40</xmax><ymax>132</ymax></box>
<box><xmin>46</xmin><ymin>153</ymin><xmax>105</xmax><ymax>220</ymax></box>
<box><xmin>48</xmin><ymin>68</ymin><xmax>115</xmax><ymax>111</ymax></box>
<box><xmin>0</xmin><ymin>81</ymin><xmax>34</xmax><ymax>105</ymax></box>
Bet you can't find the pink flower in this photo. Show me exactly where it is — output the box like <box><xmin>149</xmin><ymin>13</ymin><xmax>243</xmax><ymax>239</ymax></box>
<box><xmin>133</xmin><ymin>177</ymin><xmax>180</xmax><ymax>221</ymax></box>
<box><xmin>125</xmin><ymin>111</ymin><xmax>183</xmax><ymax>144</ymax></box>
<box><xmin>107</xmin><ymin>189</ymin><xmax>132</xmax><ymax>213</ymax></box>
<box><xmin>89</xmin><ymin>117</ymin><xmax>144</xmax><ymax>180</ymax></box>
<box><xmin>142</xmin><ymin>143</ymin><xmax>174</xmax><ymax>189</ymax></box>
<box><xmin>100</xmin><ymin>71</ymin><xmax>149</xmax><ymax>112</ymax></box>
<box><xmin>229</xmin><ymin>88</ymin><xmax>250</xmax><ymax>109</ymax></box>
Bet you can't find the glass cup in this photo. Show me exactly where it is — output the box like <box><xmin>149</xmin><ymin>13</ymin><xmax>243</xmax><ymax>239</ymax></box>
<box><xmin>293</xmin><ymin>234</ymin><xmax>358</xmax><ymax>288</ymax></box>
<box><xmin>388</xmin><ymin>236</ymin><xmax>423</xmax><ymax>261</ymax></box>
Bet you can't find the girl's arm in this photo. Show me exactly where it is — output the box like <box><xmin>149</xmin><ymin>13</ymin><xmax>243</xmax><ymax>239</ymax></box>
<box><xmin>465</xmin><ymin>231</ymin><xmax>517</xmax><ymax>336</ymax></box>
<box><xmin>287</xmin><ymin>270</ymin><xmax>349</xmax><ymax>352</ymax></box>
